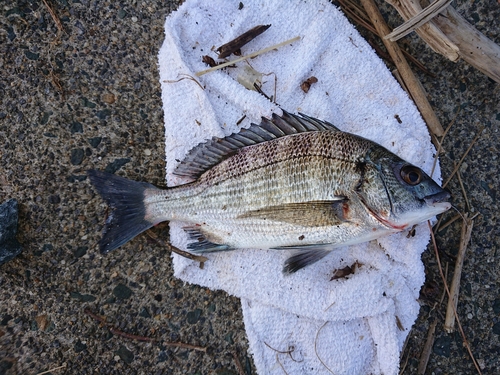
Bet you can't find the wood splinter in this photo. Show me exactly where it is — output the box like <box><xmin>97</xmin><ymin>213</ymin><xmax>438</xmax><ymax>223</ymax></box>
<box><xmin>217</xmin><ymin>24</ymin><xmax>271</xmax><ymax>58</ymax></box>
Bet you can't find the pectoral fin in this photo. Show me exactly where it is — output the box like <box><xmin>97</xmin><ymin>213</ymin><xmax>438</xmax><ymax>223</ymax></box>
<box><xmin>238</xmin><ymin>199</ymin><xmax>349</xmax><ymax>227</ymax></box>
<box><xmin>277</xmin><ymin>244</ymin><xmax>333</xmax><ymax>273</ymax></box>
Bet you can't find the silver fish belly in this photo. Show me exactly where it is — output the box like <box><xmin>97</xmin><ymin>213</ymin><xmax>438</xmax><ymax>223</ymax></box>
<box><xmin>88</xmin><ymin>111</ymin><xmax>451</xmax><ymax>273</ymax></box>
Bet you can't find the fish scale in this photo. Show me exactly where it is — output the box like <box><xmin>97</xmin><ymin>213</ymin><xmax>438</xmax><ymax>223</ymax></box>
<box><xmin>88</xmin><ymin>111</ymin><xmax>451</xmax><ymax>273</ymax></box>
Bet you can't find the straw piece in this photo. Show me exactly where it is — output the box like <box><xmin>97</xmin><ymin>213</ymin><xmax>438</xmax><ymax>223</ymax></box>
<box><xmin>417</xmin><ymin>320</ymin><xmax>437</xmax><ymax>374</ymax></box>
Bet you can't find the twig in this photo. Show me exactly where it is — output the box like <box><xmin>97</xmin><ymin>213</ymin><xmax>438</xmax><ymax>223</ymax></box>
<box><xmin>83</xmin><ymin>308</ymin><xmax>207</xmax><ymax>352</ymax></box>
<box><xmin>146</xmin><ymin>230</ymin><xmax>208</xmax><ymax>266</ymax></box>
<box><xmin>232</xmin><ymin>351</ymin><xmax>245</xmax><ymax>375</ymax></box>
<box><xmin>36</xmin><ymin>364</ymin><xmax>67</xmax><ymax>375</ymax></box>
<box><xmin>42</xmin><ymin>0</ymin><xmax>64</xmax><ymax>33</ymax></box>
<box><xmin>196</xmin><ymin>36</ymin><xmax>301</xmax><ymax>77</ymax></box>
<box><xmin>427</xmin><ymin>221</ymin><xmax>482</xmax><ymax>374</ymax></box>
<box><xmin>360</xmin><ymin>0</ymin><xmax>444</xmax><ymax>137</ymax></box>
<box><xmin>442</xmin><ymin>126</ymin><xmax>483</xmax><ymax>188</ymax></box>
<box><xmin>444</xmin><ymin>214</ymin><xmax>474</xmax><ymax>332</ymax></box>
<box><xmin>417</xmin><ymin>320</ymin><xmax>437</xmax><ymax>374</ymax></box>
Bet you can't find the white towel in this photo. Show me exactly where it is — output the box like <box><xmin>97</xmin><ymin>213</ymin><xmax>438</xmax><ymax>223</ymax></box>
<box><xmin>158</xmin><ymin>1</ymin><xmax>441</xmax><ymax>374</ymax></box>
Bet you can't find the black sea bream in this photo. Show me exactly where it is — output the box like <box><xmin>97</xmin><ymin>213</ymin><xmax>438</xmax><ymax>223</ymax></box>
<box><xmin>88</xmin><ymin>111</ymin><xmax>451</xmax><ymax>273</ymax></box>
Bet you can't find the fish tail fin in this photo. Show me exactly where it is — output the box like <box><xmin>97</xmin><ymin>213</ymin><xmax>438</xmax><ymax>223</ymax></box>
<box><xmin>87</xmin><ymin>169</ymin><xmax>158</xmax><ymax>253</ymax></box>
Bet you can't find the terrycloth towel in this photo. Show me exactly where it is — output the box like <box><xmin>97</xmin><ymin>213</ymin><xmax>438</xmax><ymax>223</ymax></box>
<box><xmin>158</xmin><ymin>1</ymin><xmax>441</xmax><ymax>374</ymax></box>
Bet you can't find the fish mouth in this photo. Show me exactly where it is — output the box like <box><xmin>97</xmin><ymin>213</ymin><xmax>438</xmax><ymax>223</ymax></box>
<box><xmin>423</xmin><ymin>189</ymin><xmax>451</xmax><ymax>205</ymax></box>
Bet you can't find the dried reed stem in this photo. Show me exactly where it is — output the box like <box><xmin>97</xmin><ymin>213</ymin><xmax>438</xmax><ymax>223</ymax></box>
<box><xmin>417</xmin><ymin>320</ymin><xmax>437</xmax><ymax>374</ymax></box>
<box><xmin>443</xmin><ymin>214</ymin><xmax>474</xmax><ymax>332</ymax></box>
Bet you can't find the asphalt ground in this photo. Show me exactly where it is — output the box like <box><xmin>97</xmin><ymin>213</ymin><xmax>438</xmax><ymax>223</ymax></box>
<box><xmin>0</xmin><ymin>1</ymin><xmax>499</xmax><ymax>374</ymax></box>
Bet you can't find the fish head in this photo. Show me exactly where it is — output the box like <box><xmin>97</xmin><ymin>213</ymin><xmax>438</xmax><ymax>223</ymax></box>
<box><xmin>356</xmin><ymin>149</ymin><xmax>451</xmax><ymax>231</ymax></box>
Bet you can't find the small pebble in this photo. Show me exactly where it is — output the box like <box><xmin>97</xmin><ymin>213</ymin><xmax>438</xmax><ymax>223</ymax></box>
<box><xmin>113</xmin><ymin>283</ymin><xmax>133</xmax><ymax>300</ymax></box>
<box><xmin>116</xmin><ymin>345</ymin><xmax>134</xmax><ymax>364</ymax></box>
<box><xmin>144</xmin><ymin>149</ymin><xmax>151</xmax><ymax>156</ymax></box>
<box><xmin>186</xmin><ymin>308</ymin><xmax>202</xmax><ymax>324</ymax></box>
<box><xmin>74</xmin><ymin>340</ymin><xmax>87</xmax><ymax>353</ymax></box>
<box><xmin>102</xmin><ymin>93</ymin><xmax>116</xmax><ymax>104</ymax></box>
<box><xmin>70</xmin><ymin>148</ymin><xmax>84</xmax><ymax>165</ymax></box>
<box><xmin>131</xmin><ymin>16</ymin><xmax>138</xmax><ymax>22</ymax></box>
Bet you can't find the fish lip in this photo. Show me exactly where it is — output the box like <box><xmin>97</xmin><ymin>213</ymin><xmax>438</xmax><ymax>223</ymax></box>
<box><xmin>423</xmin><ymin>189</ymin><xmax>451</xmax><ymax>205</ymax></box>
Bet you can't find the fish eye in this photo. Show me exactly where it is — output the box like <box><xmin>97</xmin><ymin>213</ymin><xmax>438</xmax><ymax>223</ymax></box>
<box><xmin>400</xmin><ymin>165</ymin><xmax>422</xmax><ymax>185</ymax></box>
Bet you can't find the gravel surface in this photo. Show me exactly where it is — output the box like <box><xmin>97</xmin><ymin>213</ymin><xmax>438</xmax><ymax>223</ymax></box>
<box><xmin>0</xmin><ymin>1</ymin><xmax>498</xmax><ymax>374</ymax></box>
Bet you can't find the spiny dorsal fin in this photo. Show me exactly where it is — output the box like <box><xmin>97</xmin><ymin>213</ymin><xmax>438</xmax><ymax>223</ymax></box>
<box><xmin>238</xmin><ymin>199</ymin><xmax>349</xmax><ymax>227</ymax></box>
<box><xmin>173</xmin><ymin>111</ymin><xmax>340</xmax><ymax>179</ymax></box>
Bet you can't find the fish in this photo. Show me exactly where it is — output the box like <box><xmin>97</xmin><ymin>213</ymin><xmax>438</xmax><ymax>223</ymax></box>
<box><xmin>87</xmin><ymin>111</ymin><xmax>451</xmax><ymax>273</ymax></box>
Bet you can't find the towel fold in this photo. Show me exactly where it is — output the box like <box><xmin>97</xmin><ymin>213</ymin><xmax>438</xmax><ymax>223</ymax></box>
<box><xmin>158</xmin><ymin>1</ymin><xmax>440</xmax><ymax>373</ymax></box>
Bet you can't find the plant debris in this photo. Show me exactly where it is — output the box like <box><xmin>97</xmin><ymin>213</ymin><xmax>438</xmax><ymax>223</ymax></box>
<box><xmin>217</xmin><ymin>24</ymin><xmax>271</xmax><ymax>59</ymax></box>
<box><xmin>196</xmin><ymin>36</ymin><xmax>300</xmax><ymax>77</ymax></box>
<box><xmin>202</xmin><ymin>55</ymin><xmax>218</xmax><ymax>67</ymax></box>
<box><xmin>330</xmin><ymin>261</ymin><xmax>360</xmax><ymax>280</ymax></box>
<box><xmin>300</xmin><ymin>76</ymin><xmax>318</xmax><ymax>93</ymax></box>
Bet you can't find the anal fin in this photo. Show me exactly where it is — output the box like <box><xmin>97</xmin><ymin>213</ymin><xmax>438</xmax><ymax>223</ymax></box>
<box><xmin>277</xmin><ymin>244</ymin><xmax>333</xmax><ymax>273</ymax></box>
<box><xmin>183</xmin><ymin>226</ymin><xmax>232</xmax><ymax>253</ymax></box>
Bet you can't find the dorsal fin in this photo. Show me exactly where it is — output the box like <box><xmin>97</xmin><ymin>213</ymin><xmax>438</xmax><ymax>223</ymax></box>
<box><xmin>173</xmin><ymin>111</ymin><xmax>340</xmax><ymax>179</ymax></box>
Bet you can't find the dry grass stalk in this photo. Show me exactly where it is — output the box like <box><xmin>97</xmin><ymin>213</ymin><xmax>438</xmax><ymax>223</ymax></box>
<box><xmin>36</xmin><ymin>364</ymin><xmax>67</xmax><ymax>375</ymax></box>
<box><xmin>428</xmin><ymin>221</ymin><xmax>482</xmax><ymax>374</ymax></box>
<box><xmin>444</xmin><ymin>214</ymin><xmax>474</xmax><ymax>333</ymax></box>
<box><xmin>384</xmin><ymin>0</ymin><xmax>452</xmax><ymax>42</ymax></box>
<box><xmin>442</xmin><ymin>126</ymin><xmax>483</xmax><ymax>188</ymax></box>
<box><xmin>196</xmin><ymin>36</ymin><xmax>301</xmax><ymax>77</ymax></box>
<box><xmin>42</xmin><ymin>0</ymin><xmax>64</xmax><ymax>33</ymax></box>
<box><xmin>359</xmin><ymin>0</ymin><xmax>444</xmax><ymax>137</ymax></box>
<box><xmin>417</xmin><ymin>319</ymin><xmax>437</xmax><ymax>374</ymax></box>
<box><xmin>314</xmin><ymin>322</ymin><xmax>335</xmax><ymax>374</ymax></box>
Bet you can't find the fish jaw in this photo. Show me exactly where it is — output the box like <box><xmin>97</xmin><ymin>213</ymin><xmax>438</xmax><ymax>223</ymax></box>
<box><xmin>371</xmin><ymin>201</ymin><xmax>451</xmax><ymax>231</ymax></box>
